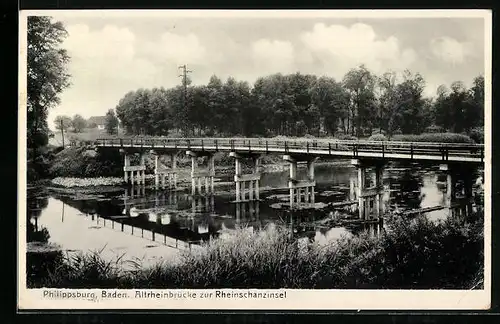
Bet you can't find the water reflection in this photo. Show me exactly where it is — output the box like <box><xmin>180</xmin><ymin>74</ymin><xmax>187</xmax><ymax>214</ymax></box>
<box><xmin>27</xmin><ymin>162</ymin><xmax>484</xmax><ymax>263</ymax></box>
<box><xmin>27</xmin><ymin>190</ymin><xmax>50</xmax><ymax>243</ymax></box>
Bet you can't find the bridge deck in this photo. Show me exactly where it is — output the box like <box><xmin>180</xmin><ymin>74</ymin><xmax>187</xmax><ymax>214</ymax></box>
<box><xmin>94</xmin><ymin>137</ymin><xmax>484</xmax><ymax>163</ymax></box>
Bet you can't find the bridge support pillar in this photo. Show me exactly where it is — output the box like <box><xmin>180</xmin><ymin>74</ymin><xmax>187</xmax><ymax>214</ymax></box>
<box><xmin>122</xmin><ymin>151</ymin><xmax>146</xmax><ymax>186</ymax></box>
<box><xmin>152</xmin><ymin>151</ymin><xmax>178</xmax><ymax>190</ymax></box>
<box><xmin>284</xmin><ymin>155</ymin><xmax>318</xmax><ymax>208</ymax></box>
<box><xmin>235</xmin><ymin>201</ymin><xmax>260</xmax><ymax>225</ymax></box>
<box><xmin>351</xmin><ymin>159</ymin><xmax>385</xmax><ymax>220</ymax></box>
<box><xmin>440</xmin><ymin>163</ymin><xmax>476</xmax><ymax>215</ymax></box>
<box><xmin>230</xmin><ymin>152</ymin><xmax>261</xmax><ymax>202</ymax></box>
<box><xmin>187</xmin><ymin>151</ymin><xmax>215</xmax><ymax>196</ymax></box>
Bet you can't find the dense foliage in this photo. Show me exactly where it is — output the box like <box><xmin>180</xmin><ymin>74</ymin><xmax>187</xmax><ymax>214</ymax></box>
<box><xmin>28</xmin><ymin>211</ymin><xmax>483</xmax><ymax>289</ymax></box>
<box><xmin>27</xmin><ymin>16</ymin><xmax>71</xmax><ymax>180</ymax></box>
<box><xmin>114</xmin><ymin>67</ymin><xmax>484</xmax><ymax>139</ymax></box>
<box><xmin>48</xmin><ymin>147</ymin><xmax>123</xmax><ymax>178</ymax></box>
<box><xmin>27</xmin><ymin>16</ymin><xmax>70</xmax><ymax>149</ymax></box>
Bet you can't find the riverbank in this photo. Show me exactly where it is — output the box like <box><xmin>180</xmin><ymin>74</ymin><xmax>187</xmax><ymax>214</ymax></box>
<box><xmin>27</xmin><ymin>210</ymin><xmax>483</xmax><ymax>289</ymax></box>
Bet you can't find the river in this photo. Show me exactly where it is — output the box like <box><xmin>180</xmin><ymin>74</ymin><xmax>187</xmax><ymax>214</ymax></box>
<box><xmin>26</xmin><ymin>161</ymin><xmax>484</xmax><ymax>268</ymax></box>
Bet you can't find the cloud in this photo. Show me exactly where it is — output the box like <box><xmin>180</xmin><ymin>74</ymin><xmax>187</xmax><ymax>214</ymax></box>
<box><xmin>430</xmin><ymin>36</ymin><xmax>470</xmax><ymax>65</ymax></box>
<box><xmin>144</xmin><ymin>31</ymin><xmax>207</xmax><ymax>65</ymax></box>
<box><xmin>52</xmin><ymin>24</ymin><xmax>159</xmax><ymax>124</ymax></box>
<box><xmin>299</xmin><ymin>23</ymin><xmax>417</xmax><ymax>78</ymax></box>
<box><xmin>65</xmin><ymin>24</ymin><xmax>136</xmax><ymax>60</ymax></box>
<box><xmin>251</xmin><ymin>39</ymin><xmax>295</xmax><ymax>72</ymax></box>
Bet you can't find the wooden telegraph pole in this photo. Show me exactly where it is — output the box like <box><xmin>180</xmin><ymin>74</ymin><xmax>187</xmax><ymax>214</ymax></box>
<box><xmin>178</xmin><ymin>64</ymin><xmax>192</xmax><ymax>136</ymax></box>
<box><xmin>60</xmin><ymin>119</ymin><xmax>65</xmax><ymax>148</ymax></box>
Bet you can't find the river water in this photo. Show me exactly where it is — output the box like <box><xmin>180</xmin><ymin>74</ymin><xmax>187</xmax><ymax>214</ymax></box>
<box><xmin>26</xmin><ymin>161</ymin><xmax>484</xmax><ymax>268</ymax></box>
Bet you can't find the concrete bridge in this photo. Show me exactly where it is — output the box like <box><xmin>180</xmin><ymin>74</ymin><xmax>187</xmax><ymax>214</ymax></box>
<box><xmin>95</xmin><ymin>137</ymin><xmax>484</xmax><ymax>222</ymax></box>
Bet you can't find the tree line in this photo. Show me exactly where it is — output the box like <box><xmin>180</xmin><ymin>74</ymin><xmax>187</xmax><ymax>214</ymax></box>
<box><xmin>53</xmin><ymin>110</ymin><xmax>120</xmax><ymax>134</ymax></box>
<box><xmin>115</xmin><ymin>66</ymin><xmax>484</xmax><ymax>139</ymax></box>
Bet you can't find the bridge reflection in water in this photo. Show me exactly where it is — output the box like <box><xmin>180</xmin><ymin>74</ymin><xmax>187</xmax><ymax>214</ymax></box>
<box><xmin>76</xmin><ymin>160</ymin><xmax>483</xmax><ymax>249</ymax></box>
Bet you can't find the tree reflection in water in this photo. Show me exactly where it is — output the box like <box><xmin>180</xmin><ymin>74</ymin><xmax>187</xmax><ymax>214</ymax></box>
<box><xmin>27</xmin><ymin>189</ymin><xmax>50</xmax><ymax>243</ymax></box>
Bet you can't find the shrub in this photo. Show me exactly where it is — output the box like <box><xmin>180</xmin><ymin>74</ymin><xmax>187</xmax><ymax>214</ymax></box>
<box><xmin>368</xmin><ymin>134</ymin><xmax>388</xmax><ymax>141</ymax></box>
<box><xmin>424</xmin><ymin>125</ymin><xmax>444</xmax><ymax>133</ymax></box>
<box><xmin>337</xmin><ymin>134</ymin><xmax>358</xmax><ymax>141</ymax></box>
<box><xmin>48</xmin><ymin>146</ymin><xmax>123</xmax><ymax>178</ymax></box>
<box><xmin>469</xmin><ymin>127</ymin><xmax>484</xmax><ymax>144</ymax></box>
<box><xmin>391</xmin><ymin>133</ymin><xmax>474</xmax><ymax>143</ymax></box>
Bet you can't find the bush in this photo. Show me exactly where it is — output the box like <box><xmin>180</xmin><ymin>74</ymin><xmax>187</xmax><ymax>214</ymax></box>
<box><xmin>368</xmin><ymin>134</ymin><xmax>388</xmax><ymax>141</ymax></box>
<box><xmin>391</xmin><ymin>133</ymin><xmax>474</xmax><ymax>143</ymax></box>
<box><xmin>48</xmin><ymin>147</ymin><xmax>123</xmax><ymax>178</ymax></box>
<box><xmin>424</xmin><ymin>125</ymin><xmax>444</xmax><ymax>133</ymax></box>
<box><xmin>469</xmin><ymin>127</ymin><xmax>484</xmax><ymax>144</ymax></box>
<box><xmin>27</xmin><ymin>146</ymin><xmax>60</xmax><ymax>182</ymax></box>
<box><xmin>337</xmin><ymin>134</ymin><xmax>358</xmax><ymax>141</ymax></box>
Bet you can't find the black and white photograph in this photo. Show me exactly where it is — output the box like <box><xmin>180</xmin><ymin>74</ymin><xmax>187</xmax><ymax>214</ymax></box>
<box><xmin>19</xmin><ymin>10</ymin><xmax>491</xmax><ymax>310</ymax></box>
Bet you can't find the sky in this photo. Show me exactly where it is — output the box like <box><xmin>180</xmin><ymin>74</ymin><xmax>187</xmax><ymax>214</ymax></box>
<box><xmin>24</xmin><ymin>10</ymin><xmax>488</xmax><ymax>131</ymax></box>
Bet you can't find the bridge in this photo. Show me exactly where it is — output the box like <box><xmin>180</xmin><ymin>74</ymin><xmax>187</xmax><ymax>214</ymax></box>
<box><xmin>94</xmin><ymin>137</ymin><xmax>484</xmax><ymax>222</ymax></box>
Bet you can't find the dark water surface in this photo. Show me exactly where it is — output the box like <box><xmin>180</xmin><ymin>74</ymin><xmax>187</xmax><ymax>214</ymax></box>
<box><xmin>27</xmin><ymin>162</ymin><xmax>484</xmax><ymax>266</ymax></box>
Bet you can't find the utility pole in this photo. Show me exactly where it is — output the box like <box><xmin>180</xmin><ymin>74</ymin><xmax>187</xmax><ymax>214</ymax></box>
<box><xmin>60</xmin><ymin>119</ymin><xmax>65</xmax><ymax>148</ymax></box>
<box><xmin>178</xmin><ymin>64</ymin><xmax>192</xmax><ymax>136</ymax></box>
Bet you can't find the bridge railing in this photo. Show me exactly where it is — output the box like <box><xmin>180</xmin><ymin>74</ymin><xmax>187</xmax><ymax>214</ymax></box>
<box><xmin>94</xmin><ymin>137</ymin><xmax>484</xmax><ymax>161</ymax></box>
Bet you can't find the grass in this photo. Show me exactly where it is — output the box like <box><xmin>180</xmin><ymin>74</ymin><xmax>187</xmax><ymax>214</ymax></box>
<box><xmin>27</xmin><ymin>210</ymin><xmax>484</xmax><ymax>289</ymax></box>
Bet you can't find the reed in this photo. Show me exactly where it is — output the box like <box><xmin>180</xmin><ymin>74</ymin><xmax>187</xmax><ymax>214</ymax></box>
<box><xmin>28</xmin><ymin>211</ymin><xmax>483</xmax><ymax>289</ymax></box>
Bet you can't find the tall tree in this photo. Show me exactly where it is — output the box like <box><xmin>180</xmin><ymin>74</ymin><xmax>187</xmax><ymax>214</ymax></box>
<box><xmin>54</xmin><ymin>115</ymin><xmax>72</xmax><ymax>131</ymax></box>
<box><xmin>72</xmin><ymin>114</ymin><xmax>87</xmax><ymax>133</ymax></box>
<box><xmin>467</xmin><ymin>75</ymin><xmax>484</xmax><ymax>129</ymax></box>
<box><xmin>376</xmin><ymin>71</ymin><xmax>398</xmax><ymax>133</ymax></box>
<box><xmin>105</xmin><ymin>109</ymin><xmax>119</xmax><ymax>135</ymax></box>
<box><xmin>392</xmin><ymin>70</ymin><xmax>428</xmax><ymax>134</ymax></box>
<box><xmin>309</xmin><ymin>76</ymin><xmax>349</xmax><ymax>136</ymax></box>
<box><xmin>342</xmin><ymin>65</ymin><xmax>376</xmax><ymax>137</ymax></box>
<box><xmin>27</xmin><ymin>16</ymin><xmax>71</xmax><ymax>148</ymax></box>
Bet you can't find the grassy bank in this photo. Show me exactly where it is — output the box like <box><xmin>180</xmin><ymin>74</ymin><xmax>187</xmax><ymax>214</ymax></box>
<box><xmin>28</xmin><ymin>210</ymin><xmax>483</xmax><ymax>289</ymax></box>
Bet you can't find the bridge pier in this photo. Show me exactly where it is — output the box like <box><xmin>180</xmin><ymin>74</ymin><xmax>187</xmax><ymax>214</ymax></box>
<box><xmin>191</xmin><ymin>194</ymin><xmax>215</xmax><ymax>214</ymax></box>
<box><xmin>152</xmin><ymin>151</ymin><xmax>178</xmax><ymax>190</ymax></box>
<box><xmin>284</xmin><ymin>155</ymin><xmax>318</xmax><ymax>208</ymax></box>
<box><xmin>351</xmin><ymin>159</ymin><xmax>385</xmax><ymax>220</ymax></box>
<box><xmin>230</xmin><ymin>152</ymin><xmax>261</xmax><ymax>202</ymax></box>
<box><xmin>186</xmin><ymin>151</ymin><xmax>215</xmax><ymax>196</ymax></box>
<box><xmin>440</xmin><ymin>163</ymin><xmax>476</xmax><ymax>215</ymax></box>
<box><xmin>121</xmin><ymin>150</ymin><xmax>146</xmax><ymax>186</ymax></box>
<box><xmin>235</xmin><ymin>201</ymin><xmax>260</xmax><ymax>225</ymax></box>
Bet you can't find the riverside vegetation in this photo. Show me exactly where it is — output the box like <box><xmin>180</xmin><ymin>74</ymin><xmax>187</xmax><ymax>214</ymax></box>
<box><xmin>27</xmin><ymin>208</ymin><xmax>483</xmax><ymax>289</ymax></box>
